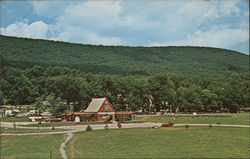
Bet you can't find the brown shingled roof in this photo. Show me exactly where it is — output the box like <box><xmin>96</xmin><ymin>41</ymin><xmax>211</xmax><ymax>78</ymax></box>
<box><xmin>84</xmin><ymin>98</ymin><xmax>106</xmax><ymax>112</ymax></box>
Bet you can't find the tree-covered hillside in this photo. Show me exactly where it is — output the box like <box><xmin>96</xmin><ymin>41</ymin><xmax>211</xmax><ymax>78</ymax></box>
<box><xmin>1</xmin><ymin>35</ymin><xmax>248</xmax><ymax>76</ymax></box>
<box><xmin>0</xmin><ymin>66</ymin><xmax>249</xmax><ymax>113</ymax></box>
<box><xmin>0</xmin><ymin>35</ymin><xmax>249</xmax><ymax>113</ymax></box>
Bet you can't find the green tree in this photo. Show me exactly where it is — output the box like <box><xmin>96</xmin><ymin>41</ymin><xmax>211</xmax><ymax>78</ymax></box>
<box><xmin>1</xmin><ymin>67</ymin><xmax>38</xmax><ymax>105</ymax></box>
<box><xmin>50</xmin><ymin>76</ymin><xmax>87</xmax><ymax>111</ymax></box>
<box><xmin>149</xmin><ymin>75</ymin><xmax>175</xmax><ymax>112</ymax></box>
<box><xmin>33</xmin><ymin>97</ymin><xmax>49</xmax><ymax>115</ymax></box>
<box><xmin>128</xmin><ymin>78</ymin><xmax>150</xmax><ymax>111</ymax></box>
<box><xmin>201</xmin><ymin>89</ymin><xmax>218</xmax><ymax>112</ymax></box>
<box><xmin>45</xmin><ymin>95</ymin><xmax>68</xmax><ymax>117</ymax></box>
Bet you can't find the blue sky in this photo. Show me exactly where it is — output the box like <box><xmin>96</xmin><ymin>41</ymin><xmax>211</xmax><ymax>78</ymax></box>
<box><xmin>0</xmin><ymin>0</ymin><xmax>249</xmax><ymax>54</ymax></box>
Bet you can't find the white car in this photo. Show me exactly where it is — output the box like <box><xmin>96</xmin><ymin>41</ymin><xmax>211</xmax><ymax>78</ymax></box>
<box><xmin>29</xmin><ymin>116</ymin><xmax>43</xmax><ymax>122</ymax></box>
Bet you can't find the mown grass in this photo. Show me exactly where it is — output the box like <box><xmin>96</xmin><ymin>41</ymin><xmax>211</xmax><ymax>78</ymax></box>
<box><xmin>23</xmin><ymin>121</ymin><xmax>112</xmax><ymax>127</ymax></box>
<box><xmin>0</xmin><ymin>117</ymin><xmax>30</xmax><ymax>122</ymax></box>
<box><xmin>0</xmin><ymin>127</ymin><xmax>66</xmax><ymax>133</ymax></box>
<box><xmin>23</xmin><ymin>120</ymin><xmax>145</xmax><ymax>127</ymax></box>
<box><xmin>1</xmin><ymin>134</ymin><xmax>65</xmax><ymax>159</ymax></box>
<box><xmin>137</xmin><ymin>113</ymin><xmax>250</xmax><ymax>125</ymax></box>
<box><xmin>67</xmin><ymin>127</ymin><xmax>249</xmax><ymax>158</ymax></box>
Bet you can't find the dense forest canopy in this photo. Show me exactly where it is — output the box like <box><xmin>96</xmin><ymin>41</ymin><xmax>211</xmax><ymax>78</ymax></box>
<box><xmin>0</xmin><ymin>35</ymin><xmax>249</xmax><ymax>114</ymax></box>
<box><xmin>0</xmin><ymin>35</ymin><xmax>249</xmax><ymax>76</ymax></box>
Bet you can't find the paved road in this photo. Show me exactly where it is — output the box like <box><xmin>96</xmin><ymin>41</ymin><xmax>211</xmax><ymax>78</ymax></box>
<box><xmin>1</xmin><ymin>122</ymin><xmax>249</xmax><ymax>136</ymax></box>
<box><xmin>173</xmin><ymin>123</ymin><xmax>250</xmax><ymax>128</ymax></box>
<box><xmin>0</xmin><ymin>122</ymin><xmax>157</xmax><ymax>136</ymax></box>
<box><xmin>0</xmin><ymin>122</ymin><xmax>52</xmax><ymax>129</ymax></box>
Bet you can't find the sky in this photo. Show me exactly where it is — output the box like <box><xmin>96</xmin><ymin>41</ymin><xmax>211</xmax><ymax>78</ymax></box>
<box><xmin>0</xmin><ymin>0</ymin><xmax>249</xmax><ymax>54</ymax></box>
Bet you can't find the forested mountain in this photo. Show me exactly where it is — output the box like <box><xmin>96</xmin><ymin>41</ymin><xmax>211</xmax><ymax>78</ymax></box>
<box><xmin>1</xmin><ymin>35</ymin><xmax>248</xmax><ymax>76</ymax></box>
<box><xmin>0</xmin><ymin>35</ymin><xmax>249</xmax><ymax>114</ymax></box>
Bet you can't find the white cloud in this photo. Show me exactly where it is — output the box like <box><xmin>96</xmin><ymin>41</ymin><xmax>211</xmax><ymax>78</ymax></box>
<box><xmin>47</xmin><ymin>0</ymin><xmax>227</xmax><ymax>43</ymax></box>
<box><xmin>0</xmin><ymin>21</ymin><xmax>49</xmax><ymax>39</ymax></box>
<box><xmin>245</xmin><ymin>11</ymin><xmax>249</xmax><ymax>16</ymax></box>
<box><xmin>33</xmin><ymin>0</ymin><xmax>123</xmax><ymax>30</ymax></box>
<box><xmin>50</xmin><ymin>26</ymin><xmax>123</xmax><ymax>45</ymax></box>
<box><xmin>219</xmin><ymin>0</ymin><xmax>240</xmax><ymax>15</ymax></box>
<box><xmin>26</xmin><ymin>0</ymin><xmax>245</xmax><ymax>38</ymax></box>
<box><xmin>44</xmin><ymin>1</ymin><xmax>125</xmax><ymax>45</ymax></box>
<box><xmin>151</xmin><ymin>28</ymin><xmax>249</xmax><ymax>51</ymax></box>
<box><xmin>30</xmin><ymin>1</ymin><xmax>73</xmax><ymax>18</ymax></box>
<box><xmin>178</xmin><ymin>1</ymin><xmax>219</xmax><ymax>22</ymax></box>
<box><xmin>1</xmin><ymin>0</ymin><xmax>248</xmax><ymax>53</ymax></box>
<box><xmin>59</xmin><ymin>0</ymin><xmax>158</xmax><ymax>31</ymax></box>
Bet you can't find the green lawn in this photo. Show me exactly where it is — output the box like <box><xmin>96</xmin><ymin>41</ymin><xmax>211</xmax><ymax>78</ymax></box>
<box><xmin>0</xmin><ymin>117</ymin><xmax>30</xmax><ymax>122</ymax></box>
<box><xmin>23</xmin><ymin>121</ymin><xmax>144</xmax><ymax>127</ymax></box>
<box><xmin>0</xmin><ymin>127</ymin><xmax>67</xmax><ymax>133</ymax></box>
<box><xmin>67</xmin><ymin>127</ymin><xmax>249</xmax><ymax>158</ymax></box>
<box><xmin>1</xmin><ymin>134</ymin><xmax>65</xmax><ymax>159</ymax></box>
<box><xmin>23</xmin><ymin>121</ymin><xmax>112</xmax><ymax>127</ymax></box>
<box><xmin>137</xmin><ymin>113</ymin><xmax>250</xmax><ymax>125</ymax></box>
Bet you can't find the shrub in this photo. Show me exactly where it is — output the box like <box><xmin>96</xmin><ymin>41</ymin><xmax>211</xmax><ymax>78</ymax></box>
<box><xmin>86</xmin><ymin>125</ymin><xmax>92</xmax><ymax>131</ymax></box>
<box><xmin>152</xmin><ymin>125</ymin><xmax>159</xmax><ymax>129</ymax></box>
<box><xmin>52</xmin><ymin>127</ymin><xmax>55</xmax><ymax>130</ymax></box>
<box><xmin>185</xmin><ymin>124</ymin><xmax>189</xmax><ymax>129</ymax></box>
<box><xmin>117</xmin><ymin>122</ymin><xmax>122</xmax><ymax>128</ymax></box>
<box><xmin>13</xmin><ymin>122</ymin><xmax>16</xmax><ymax>129</ymax></box>
<box><xmin>104</xmin><ymin>125</ymin><xmax>109</xmax><ymax>130</ymax></box>
<box><xmin>209</xmin><ymin>124</ymin><xmax>212</xmax><ymax>128</ymax></box>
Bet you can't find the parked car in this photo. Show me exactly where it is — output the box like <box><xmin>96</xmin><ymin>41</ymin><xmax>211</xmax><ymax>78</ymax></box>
<box><xmin>45</xmin><ymin>118</ymin><xmax>62</xmax><ymax>123</ymax></box>
<box><xmin>29</xmin><ymin>116</ymin><xmax>43</xmax><ymax>122</ymax></box>
<box><xmin>5</xmin><ymin>109</ymin><xmax>20</xmax><ymax>117</ymax></box>
<box><xmin>162</xmin><ymin>122</ymin><xmax>174</xmax><ymax>127</ymax></box>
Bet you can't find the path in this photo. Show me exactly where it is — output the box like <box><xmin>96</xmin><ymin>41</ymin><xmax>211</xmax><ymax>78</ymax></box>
<box><xmin>59</xmin><ymin>132</ymin><xmax>73</xmax><ymax>159</ymax></box>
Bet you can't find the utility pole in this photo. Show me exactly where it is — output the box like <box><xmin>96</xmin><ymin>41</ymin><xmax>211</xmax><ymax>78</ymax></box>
<box><xmin>37</xmin><ymin>121</ymin><xmax>40</xmax><ymax>131</ymax></box>
<box><xmin>49</xmin><ymin>150</ymin><xmax>52</xmax><ymax>159</ymax></box>
<box><xmin>149</xmin><ymin>96</ymin><xmax>152</xmax><ymax>115</ymax></box>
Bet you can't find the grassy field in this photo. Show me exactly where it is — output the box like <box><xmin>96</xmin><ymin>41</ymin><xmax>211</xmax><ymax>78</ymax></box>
<box><xmin>0</xmin><ymin>117</ymin><xmax>30</xmax><ymax>122</ymax></box>
<box><xmin>23</xmin><ymin>121</ymin><xmax>145</xmax><ymax>127</ymax></box>
<box><xmin>22</xmin><ymin>121</ymin><xmax>113</xmax><ymax>127</ymax></box>
<box><xmin>137</xmin><ymin>113</ymin><xmax>250</xmax><ymax>125</ymax></box>
<box><xmin>0</xmin><ymin>127</ymin><xmax>67</xmax><ymax>133</ymax></box>
<box><xmin>67</xmin><ymin>127</ymin><xmax>249</xmax><ymax>158</ymax></box>
<box><xmin>1</xmin><ymin>134</ymin><xmax>65</xmax><ymax>159</ymax></box>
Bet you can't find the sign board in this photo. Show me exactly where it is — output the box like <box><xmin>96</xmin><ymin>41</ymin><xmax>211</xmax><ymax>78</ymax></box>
<box><xmin>74</xmin><ymin>116</ymin><xmax>80</xmax><ymax>123</ymax></box>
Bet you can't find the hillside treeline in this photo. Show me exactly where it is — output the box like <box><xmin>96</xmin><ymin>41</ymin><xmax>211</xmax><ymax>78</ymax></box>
<box><xmin>0</xmin><ymin>66</ymin><xmax>249</xmax><ymax>113</ymax></box>
<box><xmin>1</xmin><ymin>35</ymin><xmax>249</xmax><ymax>76</ymax></box>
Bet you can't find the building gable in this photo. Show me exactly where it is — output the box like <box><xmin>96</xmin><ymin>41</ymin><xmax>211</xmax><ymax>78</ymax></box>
<box><xmin>85</xmin><ymin>98</ymin><xmax>115</xmax><ymax>113</ymax></box>
<box><xmin>85</xmin><ymin>98</ymin><xmax>106</xmax><ymax>112</ymax></box>
<box><xmin>97</xmin><ymin>98</ymin><xmax>115</xmax><ymax>113</ymax></box>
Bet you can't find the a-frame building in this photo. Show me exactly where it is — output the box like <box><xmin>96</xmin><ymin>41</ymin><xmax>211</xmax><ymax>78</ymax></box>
<box><xmin>62</xmin><ymin>98</ymin><xmax>135</xmax><ymax>122</ymax></box>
